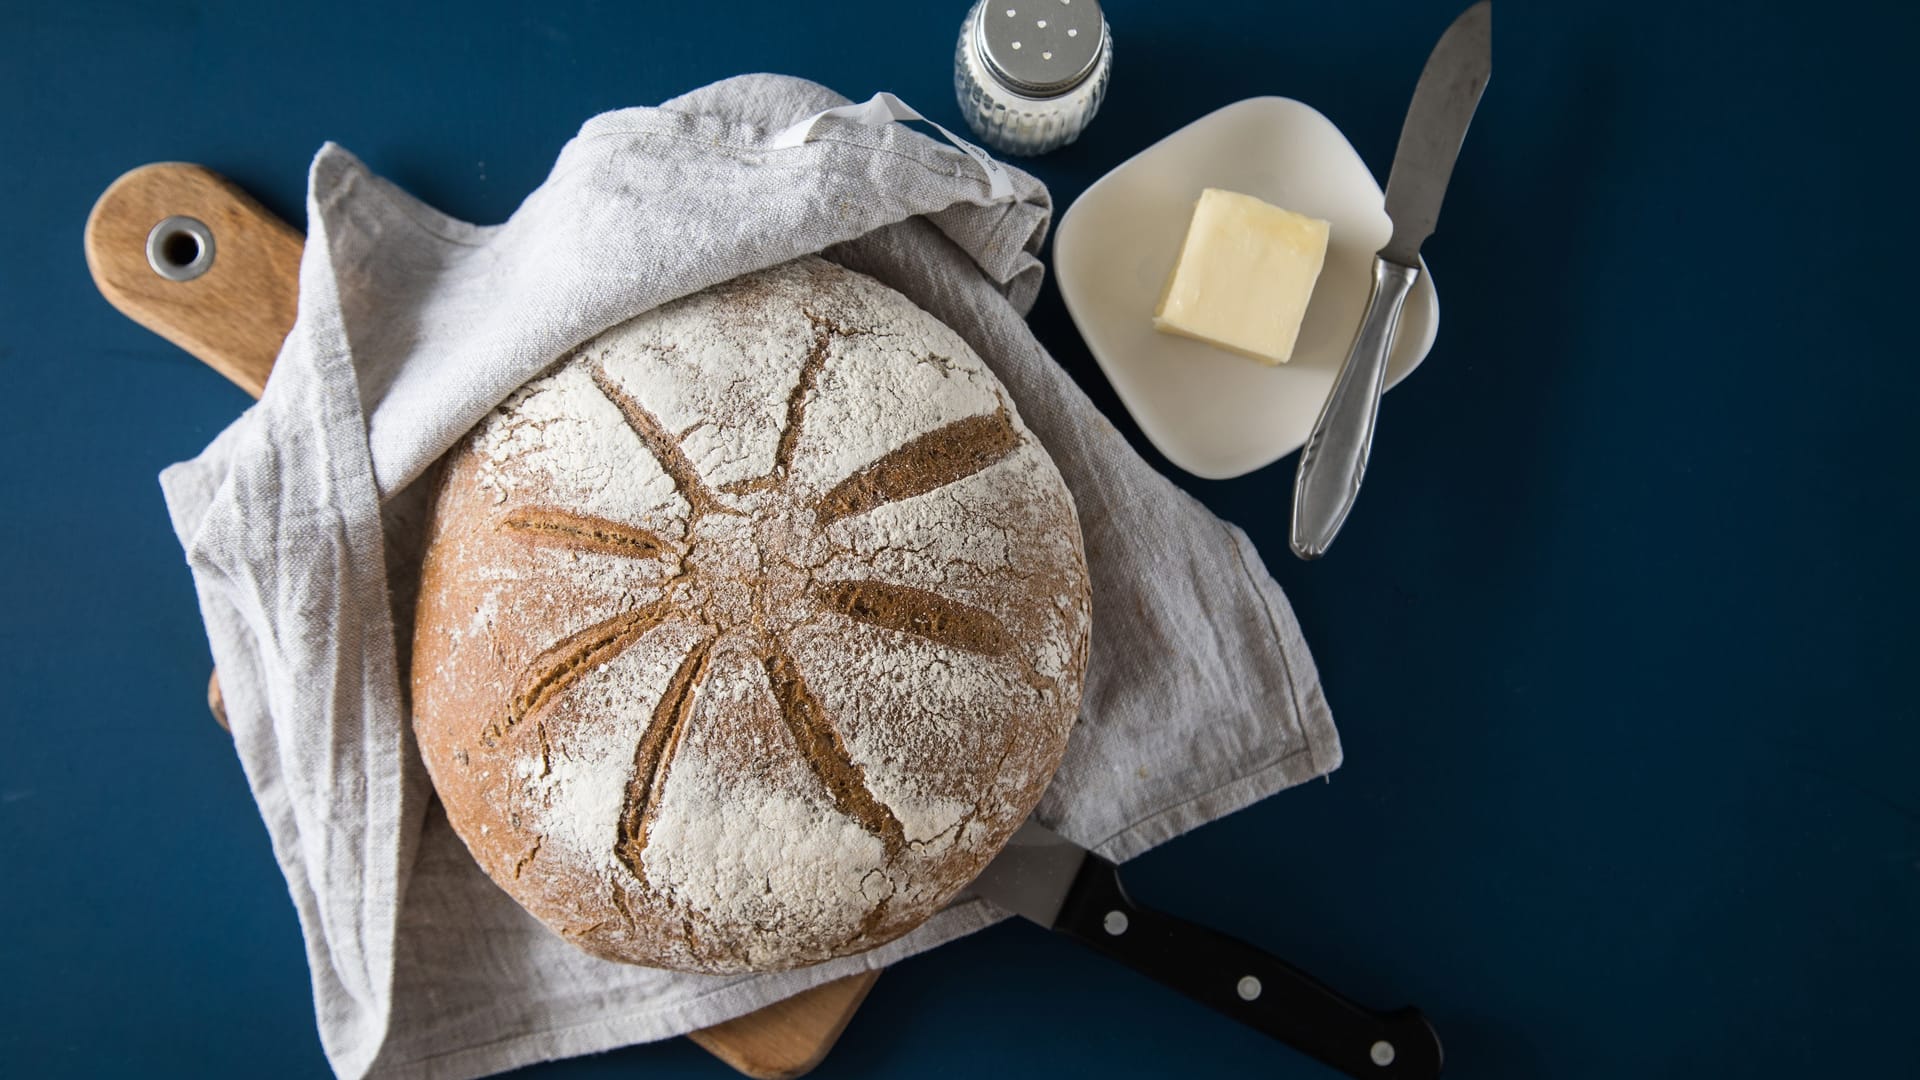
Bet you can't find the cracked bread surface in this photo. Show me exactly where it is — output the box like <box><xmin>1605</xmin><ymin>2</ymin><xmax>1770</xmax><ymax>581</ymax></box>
<box><xmin>410</xmin><ymin>256</ymin><xmax>1092</xmax><ymax>974</ymax></box>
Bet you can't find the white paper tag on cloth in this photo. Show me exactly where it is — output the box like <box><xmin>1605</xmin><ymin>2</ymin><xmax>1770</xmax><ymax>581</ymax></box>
<box><xmin>772</xmin><ymin>90</ymin><xmax>1017</xmax><ymax>200</ymax></box>
<box><xmin>157</xmin><ymin>74</ymin><xmax>1338</xmax><ymax>1080</ymax></box>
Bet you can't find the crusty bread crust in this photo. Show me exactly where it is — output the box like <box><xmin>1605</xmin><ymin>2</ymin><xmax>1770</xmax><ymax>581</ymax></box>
<box><xmin>410</xmin><ymin>257</ymin><xmax>1091</xmax><ymax>973</ymax></box>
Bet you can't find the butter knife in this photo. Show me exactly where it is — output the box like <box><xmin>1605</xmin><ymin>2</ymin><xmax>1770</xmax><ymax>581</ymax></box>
<box><xmin>1291</xmin><ymin>1</ymin><xmax>1492</xmax><ymax>559</ymax></box>
<box><xmin>972</xmin><ymin>820</ymin><xmax>1443</xmax><ymax>1078</ymax></box>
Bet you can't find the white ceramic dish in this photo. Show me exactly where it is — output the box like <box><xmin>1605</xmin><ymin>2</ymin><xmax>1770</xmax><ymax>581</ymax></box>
<box><xmin>1054</xmin><ymin>97</ymin><xmax>1440</xmax><ymax>480</ymax></box>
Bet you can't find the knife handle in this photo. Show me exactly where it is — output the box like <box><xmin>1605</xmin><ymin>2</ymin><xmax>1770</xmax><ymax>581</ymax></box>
<box><xmin>1055</xmin><ymin>853</ymin><xmax>1442</xmax><ymax>1079</ymax></box>
<box><xmin>1290</xmin><ymin>256</ymin><xmax>1420</xmax><ymax>560</ymax></box>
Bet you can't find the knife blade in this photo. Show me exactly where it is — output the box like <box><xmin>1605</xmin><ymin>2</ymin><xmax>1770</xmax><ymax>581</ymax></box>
<box><xmin>1291</xmin><ymin>1</ymin><xmax>1492</xmax><ymax>559</ymax></box>
<box><xmin>972</xmin><ymin>820</ymin><xmax>1443</xmax><ymax>1080</ymax></box>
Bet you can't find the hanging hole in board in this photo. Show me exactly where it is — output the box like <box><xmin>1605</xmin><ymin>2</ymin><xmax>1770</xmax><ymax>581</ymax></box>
<box><xmin>146</xmin><ymin>215</ymin><xmax>216</xmax><ymax>282</ymax></box>
<box><xmin>162</xmin><ymin>231</ymin><xmax>199</xmax><ymax>266</ymax></box>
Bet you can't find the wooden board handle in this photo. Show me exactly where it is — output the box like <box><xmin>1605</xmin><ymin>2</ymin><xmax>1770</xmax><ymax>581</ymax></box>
<box><xmin>87</xmin><ymin>162</ymin><xmax>879</xmax><ymax>1079</ymax></box>
<box><xmin>688</xmin><ymin>972</ymin><xmax>881</xmax><ymax>1079</ymax></box>
<box><xmin>85</xmin><ymin>163</ymin><xmax>301</xmax><ymax>398</ymax></box>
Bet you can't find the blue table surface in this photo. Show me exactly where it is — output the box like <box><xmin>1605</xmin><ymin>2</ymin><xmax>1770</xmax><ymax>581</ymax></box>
<box><xmin>4</xmin><ymin>1</ymin><xmax>1915</xmax><ymax>1077</ymax></box>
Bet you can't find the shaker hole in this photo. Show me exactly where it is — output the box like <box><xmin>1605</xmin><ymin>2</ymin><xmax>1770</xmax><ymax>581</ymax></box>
<box><xmin>1067</xmin><ymin>27</ymin><xmax>1078</xmax><ymax>36</ymax></box>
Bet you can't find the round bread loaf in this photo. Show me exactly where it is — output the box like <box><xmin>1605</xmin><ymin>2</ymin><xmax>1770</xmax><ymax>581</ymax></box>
<box><xmin>410</xmin><ymin>256</ymin><xmax>1092</xmax><ymax>973</ymax></box>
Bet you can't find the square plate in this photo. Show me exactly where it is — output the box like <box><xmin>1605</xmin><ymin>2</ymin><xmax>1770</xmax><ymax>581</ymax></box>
<box><xmin>1055</xmin><ymin>97</ymin><xmax>1440</xmax><ymax>480</ymax></box>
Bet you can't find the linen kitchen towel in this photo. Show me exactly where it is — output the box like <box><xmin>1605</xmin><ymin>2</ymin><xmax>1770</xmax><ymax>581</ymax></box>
<box><xmin>160</xmin><ymin>73</ymin><xmax>1340</xmax><ymax>1080</ymax></box>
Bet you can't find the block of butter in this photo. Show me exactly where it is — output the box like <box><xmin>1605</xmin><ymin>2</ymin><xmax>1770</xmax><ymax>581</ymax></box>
<box><xmin>1154</xmin><ymin>188</ymin><xmax>1332</xmax><ymax>366</ymax></box>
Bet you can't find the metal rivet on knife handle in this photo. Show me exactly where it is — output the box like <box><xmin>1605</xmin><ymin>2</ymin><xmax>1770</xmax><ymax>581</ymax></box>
<box><xmin>1371</xmin><ymin>1040</ymin><xmax>1397</xmax><ymax>1067</ymax></box>
<box><xmin>1236</xmin><ymin>976</ymin><xmax>1262</xmax><ymax>1001</ymax></box>
<box><xmin>1103</xmin><ymin>910</ymin><xmax>1128</xmax><ymax>935</ymax></box>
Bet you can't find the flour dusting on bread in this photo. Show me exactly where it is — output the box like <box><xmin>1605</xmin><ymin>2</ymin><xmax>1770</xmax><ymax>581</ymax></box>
<box><xmin>411</xmin><ymin>257</ymin><xmax>1091</xmax><ymax>973</ymax></box>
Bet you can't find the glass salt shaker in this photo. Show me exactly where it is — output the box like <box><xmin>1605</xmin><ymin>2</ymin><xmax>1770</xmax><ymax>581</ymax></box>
<box><xmin>955</xmin><ymin>0</ymin><xmax>1112</xmax><ymax>157</ymax></box>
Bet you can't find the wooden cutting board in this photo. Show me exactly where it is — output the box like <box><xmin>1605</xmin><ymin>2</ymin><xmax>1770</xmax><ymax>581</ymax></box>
<box><xmin>85</xmin><ymin>162</ymin><xmax>881</xmax><ymax>1080</ymax></box>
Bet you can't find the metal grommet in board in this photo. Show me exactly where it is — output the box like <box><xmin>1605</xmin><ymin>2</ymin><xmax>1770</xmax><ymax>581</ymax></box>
<box><xmin>145</xmin><ymin>215</ymin><xmax>215</xmax><ymax>282</ymax></box>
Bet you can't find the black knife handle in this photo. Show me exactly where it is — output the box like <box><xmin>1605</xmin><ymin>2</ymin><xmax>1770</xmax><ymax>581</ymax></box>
<box><xmin>1054</xmin><ymin>853</ymin><xmax>1442</xmax><ymax>1079</ymax></box>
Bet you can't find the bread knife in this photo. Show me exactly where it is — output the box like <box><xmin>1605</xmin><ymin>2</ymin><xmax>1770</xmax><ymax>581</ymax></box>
<box><xmin>1290</xmin><ymin>1</ymin><xmax>1492</xmax><ymax>559</ymax></box>
<box><xmin>971</xmin><ymin>820</ymin><xmax>1443</xmax><ymax>1078</ymax></box>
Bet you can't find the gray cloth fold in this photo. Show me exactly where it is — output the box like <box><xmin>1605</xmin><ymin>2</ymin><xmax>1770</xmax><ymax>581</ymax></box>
<box><xmin>160</xmin><ymin>74</ymin><xmax>1339</xmax><ymax>1080</ymax></box>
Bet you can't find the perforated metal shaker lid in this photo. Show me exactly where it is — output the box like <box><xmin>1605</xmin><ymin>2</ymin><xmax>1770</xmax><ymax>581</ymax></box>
<box><xmin>974</xmin><ymin>0</ymin><xmax>1106</xmax><ymax>97</ymax></box>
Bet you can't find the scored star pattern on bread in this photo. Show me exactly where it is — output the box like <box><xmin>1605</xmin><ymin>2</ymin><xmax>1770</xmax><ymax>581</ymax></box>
<box><xmin>483</xmin><ymin>316</ymin><xmax>1040</xmax><ymax>881</ymax></box>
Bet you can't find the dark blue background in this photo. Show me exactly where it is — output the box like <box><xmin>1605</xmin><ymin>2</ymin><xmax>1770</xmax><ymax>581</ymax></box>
<box><xmin>3</xmin><ymin>1</ymin><xmax>1914</xmax><ymax>1077</ymax></box>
